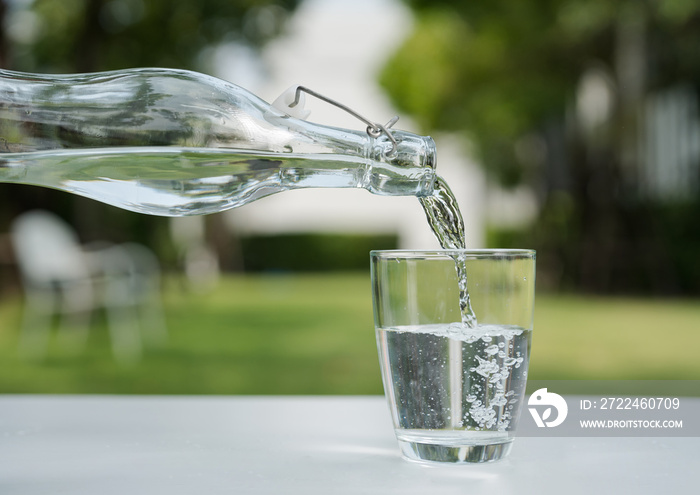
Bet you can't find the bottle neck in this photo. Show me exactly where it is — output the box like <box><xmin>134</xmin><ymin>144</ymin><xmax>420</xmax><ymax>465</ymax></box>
<box><xmin>363</xmin><ymin>130</ymin><xmax>437</xmax><ymax>197</ymax></box>
<box><xmin>271</xmin><ymin>114</ymin><xmax>437</xmax><ymax>197</ymax></box>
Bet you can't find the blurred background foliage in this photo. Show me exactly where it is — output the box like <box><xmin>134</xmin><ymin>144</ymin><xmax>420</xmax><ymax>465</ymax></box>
<box><xmin>382</xmin><ymin>0</ymin><xmax>700</xmax><ymax>295</ymax></box>
<box><xmin>0</xmin><ymin>0</ymin><xmax>699</xmax><ymax>393</ymax></box>
<box><xmin>2</xmin><ymin>0</ymin><xmax>299</xmax><ymax>71</ymax></box>
<box><xmin>1</xmin><ymin>0</ymin><xmax>699</xmax><ymax>294</ymax></box>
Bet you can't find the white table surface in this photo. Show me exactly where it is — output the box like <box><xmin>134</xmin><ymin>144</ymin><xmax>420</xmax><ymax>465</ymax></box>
<box><xmin>0</xmin><ymin>395</ymin><xmax>696</xmax><ymax>494</ymax></box>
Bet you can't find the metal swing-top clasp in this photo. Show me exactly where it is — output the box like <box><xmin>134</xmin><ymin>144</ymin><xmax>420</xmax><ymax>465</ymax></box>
<box><xmin>272</xmin><ymin>85</ymin><xmax>400</xmax><ymax>156</ymax></box>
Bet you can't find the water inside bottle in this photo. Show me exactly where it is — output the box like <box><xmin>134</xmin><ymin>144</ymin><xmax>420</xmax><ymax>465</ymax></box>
<box><xmin>0</xmin><ymin>146</ymin><xmax>376</xmax><ymax>216</ymax></box>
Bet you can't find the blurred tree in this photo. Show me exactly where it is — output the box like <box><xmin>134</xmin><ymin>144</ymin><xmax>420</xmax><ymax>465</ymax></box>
<box><xmin>7</xmin><ymin>0</ymin><xmax>298</xmax><ymax>73</ymax></box>
<box><xmin>0</xmin><ymin>0</ymin><xmax>300</xmax><ymax>276</ymax></box>
<box><xmin>382</xmin><ymin>0</ymin><xmax>700</xmax><ymax>294</ymax></box>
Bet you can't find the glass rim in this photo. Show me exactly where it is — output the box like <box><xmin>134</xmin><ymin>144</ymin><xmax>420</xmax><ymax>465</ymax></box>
<box><xmin>370</xmin><ymin>248</ymin><xmax>536</xmax><ymax>259</ymax></box>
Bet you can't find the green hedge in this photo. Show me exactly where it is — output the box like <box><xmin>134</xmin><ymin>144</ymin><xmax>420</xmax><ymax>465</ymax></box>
<box><xmin>240</xmin><ymin>233</ymin><xmax>398</xmax><ymax>272</ymax></box>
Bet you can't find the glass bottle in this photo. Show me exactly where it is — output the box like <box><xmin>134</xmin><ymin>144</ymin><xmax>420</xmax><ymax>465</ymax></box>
<box><xmin>0</xmin><ymin>68</ymin><xmax>436</xmax><ymax>216</ymax></box>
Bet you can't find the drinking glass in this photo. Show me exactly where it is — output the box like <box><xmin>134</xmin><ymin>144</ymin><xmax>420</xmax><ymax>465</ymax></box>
<box><xmin>371</xmin><ymin>249</ymin><xmax>535</xmax><ymax>463</ymax></box>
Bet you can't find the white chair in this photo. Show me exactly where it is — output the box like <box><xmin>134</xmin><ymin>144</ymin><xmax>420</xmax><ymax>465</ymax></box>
<box><xmin>11</xmin><ymin>210</ymin><xmax>166</xmax><ymax>364</ymax></box>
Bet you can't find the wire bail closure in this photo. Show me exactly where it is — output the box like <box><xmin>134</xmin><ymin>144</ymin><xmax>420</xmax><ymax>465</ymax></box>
<box><xmin>288</xmin><ymin>86</ymin><xmax>399</xmax><ymax>156</ymax></box>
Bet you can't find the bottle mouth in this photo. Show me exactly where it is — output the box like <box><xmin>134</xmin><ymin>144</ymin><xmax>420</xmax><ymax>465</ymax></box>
<box><xmin>382</xmin><ymin>131</ymin><xmax>437</xmax><ymax>171</ymax></box>
<box><xmin>424</xmin><ymin>136</ymin><xmax>437</xmax><ymax>170</ymax></box>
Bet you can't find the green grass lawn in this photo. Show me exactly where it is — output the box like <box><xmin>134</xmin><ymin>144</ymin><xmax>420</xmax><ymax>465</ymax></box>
<box><xmin>0</xmin><ymin>272</ymin><xmax>699</xmax><ymax>394</ymax></box>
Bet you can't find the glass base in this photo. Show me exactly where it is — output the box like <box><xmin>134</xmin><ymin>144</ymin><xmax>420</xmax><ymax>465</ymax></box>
<box><xmin>397</xmin><ymin>438</ymin><xmax>513</xmax><ymax>464</ymax></box>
